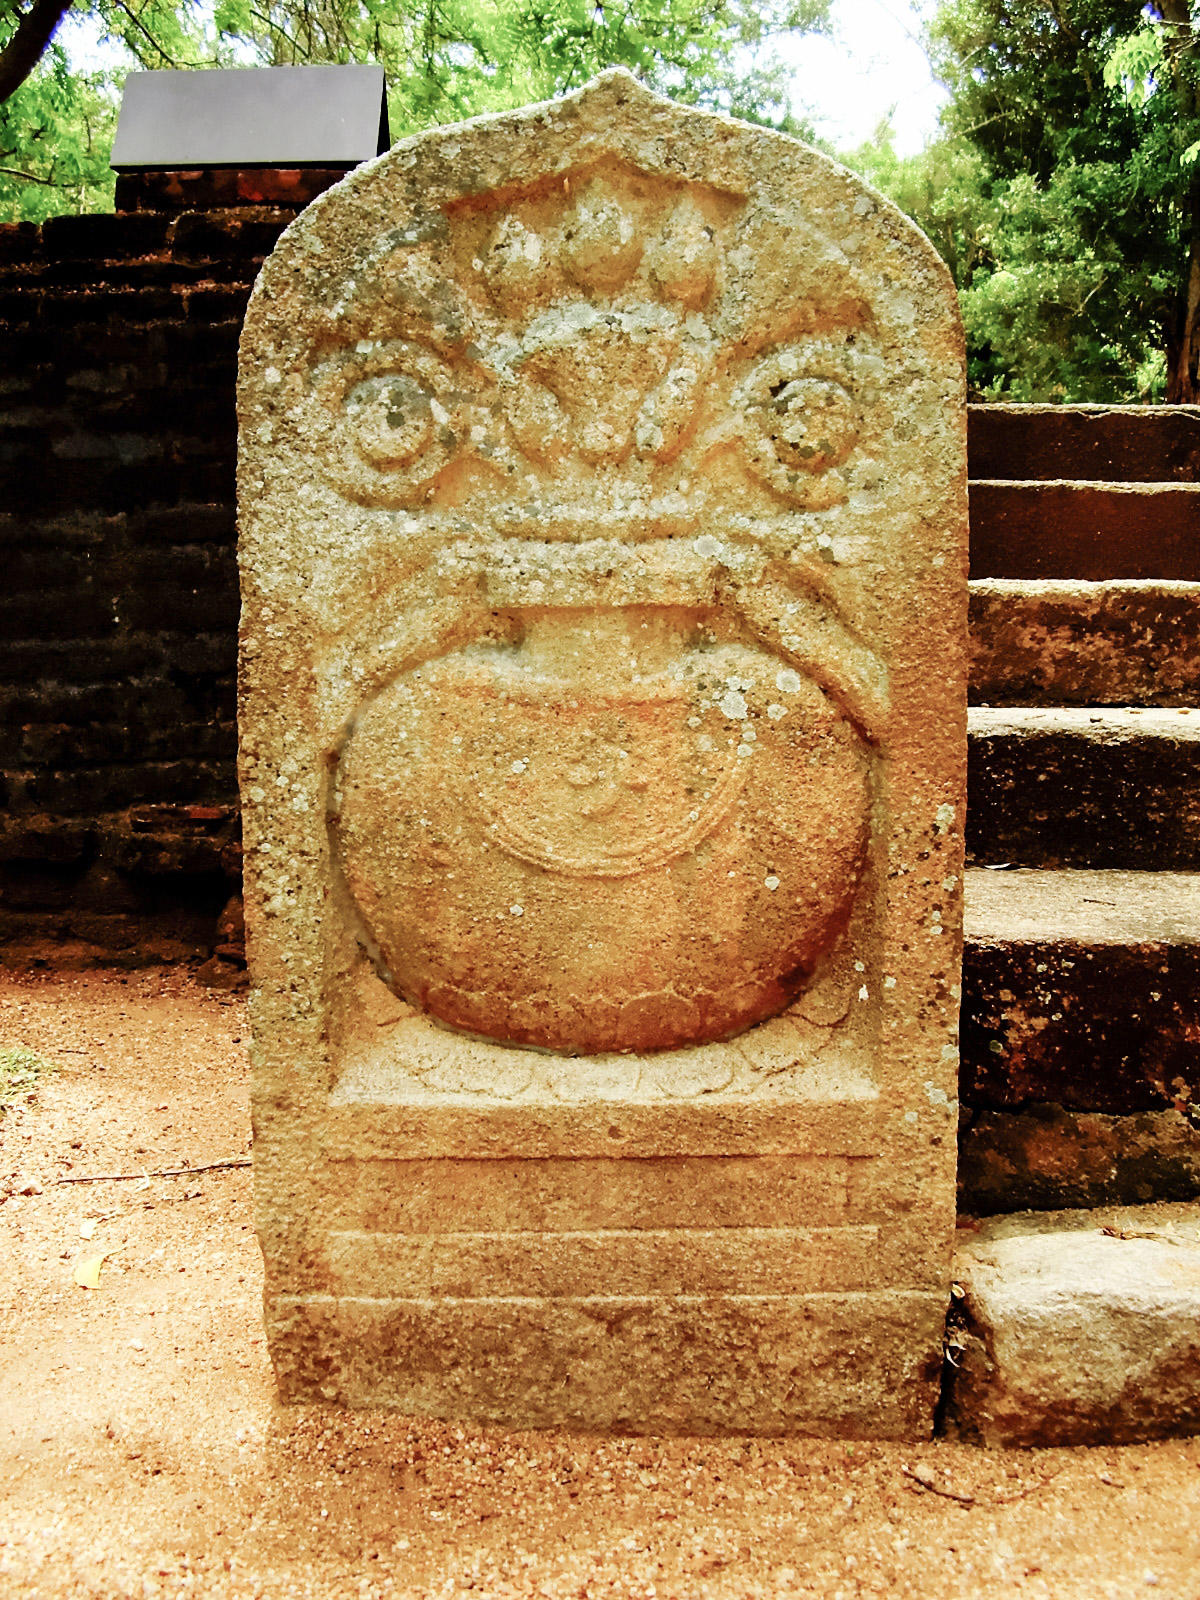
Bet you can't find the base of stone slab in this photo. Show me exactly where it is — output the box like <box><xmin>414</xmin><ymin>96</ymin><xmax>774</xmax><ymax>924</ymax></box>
<box><xmin>265</xmin><ymin>1290</ymin><xmax>946</xmax><ymax>1437</ymax></box>
<box><xmin>945</xmin><ymin>1204</ymin><xmax>1200</xmax><ymax>1447</ymax></box>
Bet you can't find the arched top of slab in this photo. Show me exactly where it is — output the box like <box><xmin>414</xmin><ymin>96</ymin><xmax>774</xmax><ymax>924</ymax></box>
<box><xmin>241</xmin><ymin>68</ymin><xmax>960</xmax><ymax>371</ymax></box>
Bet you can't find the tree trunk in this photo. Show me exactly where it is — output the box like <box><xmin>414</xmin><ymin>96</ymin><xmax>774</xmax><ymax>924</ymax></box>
<box><xmin>0</xmin><ymin>0</ymin><xmax>74</xmax><ymax>104</ymax></box>
<box><xmin>1167</xmin><ymin>233</ymin><xmax>1200</xmax><ymax>402</ymax></box>
<box><xmin>1160</xmin><ymin>0</ymin><xmax>1200</xmax><ymax>401</ymax></box>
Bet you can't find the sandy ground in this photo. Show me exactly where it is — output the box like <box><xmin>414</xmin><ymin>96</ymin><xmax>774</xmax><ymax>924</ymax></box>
<box><xmin>3</xmin><ymin>967</ymin><xmax>1200</xmax><ymax>1600</ymax></box>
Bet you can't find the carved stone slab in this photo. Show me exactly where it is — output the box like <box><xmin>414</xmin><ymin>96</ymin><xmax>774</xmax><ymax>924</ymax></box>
<box><xmin>238</xmin><ymin>70</ymin><xmax>967</xmax><ymax>1435</ymax></box>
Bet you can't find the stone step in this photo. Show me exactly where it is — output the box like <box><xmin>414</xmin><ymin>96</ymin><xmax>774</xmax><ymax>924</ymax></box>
<box><xmin>969</xmin><ymin>579</ymin><xmax>1200</xmax><ymax>706</ymax></box>
<box><xmin>961</xmin><ymin>867</ymin><xmax>1200</xmax><ymax>1214</ymax></box>
<box><xmin>962</xmin><ymin>867</ymin><xmax>1200</xmax><ymax>1113</ymax></box>
<box><xmin>945</xmin><ymin>1203</ymin><xmax>1200</xmax><ymax>1447</ymax></box>
<box><xmin>967</xmin><ymin>707</ymin><xmax>1200</xmax><ymax>868</ymax></box>
<box><xmin>968</xmin><ymin>480</ymin><xmax>1200</xmax><ymax>580</ymax></box>
<box><xmin>968</xmin><ymin>401</ymin><xmax>1200</xmax><ymax>484</ymax></box>
<box><xmin>961</xmin><ymin>1104</ymin><xmax>1200</xmax><ymax>1215</ymax></box>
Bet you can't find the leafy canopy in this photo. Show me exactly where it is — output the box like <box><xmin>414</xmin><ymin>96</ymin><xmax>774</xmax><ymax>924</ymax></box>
<box><xmin>0</xmin><ymin>0</ymin><xmax>828</xmax><ymax>222</ymax></box>
<box><xmin>847</xmin><ymin>0</ymin><xmax>1200</xmax><ymax>401</ymax></box>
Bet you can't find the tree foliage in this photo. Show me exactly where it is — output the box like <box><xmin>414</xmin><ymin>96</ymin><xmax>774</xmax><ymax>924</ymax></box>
<box><xmin>0</xmin><ymin>0</ymin><xmax>827</xmax><ymax>223</ymax></box>
<box><xmin>213</xmin><ymin>0</ymin><xmax>827</xmax><ymax>132</ymax></box>
<box><xmin>0</xmin><ymin>44</ymin><xmax>116</xmax><ymax>219</ymax></box>
<box><xmin>850</xmin><ymin>0</ymin><xmax>1200</xmax><ymax>401</ymax></box>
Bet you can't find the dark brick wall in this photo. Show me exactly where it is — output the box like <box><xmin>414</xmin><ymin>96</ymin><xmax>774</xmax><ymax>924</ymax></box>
<box><xmin>0</xmin><ymin>204</ymin><xmax>300</xmax><ymax>961</ymax></box>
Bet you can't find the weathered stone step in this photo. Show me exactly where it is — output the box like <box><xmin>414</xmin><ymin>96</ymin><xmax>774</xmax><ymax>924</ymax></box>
<box><xmin>968</xmin><ymin>401</ymin><xmax>1200</xmax><ymax>483</ymax></box>
<box><xmin>962</xmin><ymin>867</ymin><xmax>1200</xmax><ymax>1113</ymax></box>
<box><xmin>945</xmin><ymin>1203</ymin><xmax>1200</xmax><ymax>1447</ymax></box>
<box><xmin>961</xmin><ymin>867</ymin><xmax>1200</xmax><ymax>1214</ymax></box>
<box><xmin>961</xmin><ymin>1103</ymin><xmax>1200</xmax><ymax>1214</ymax></box>
<box><xmin>969</xmin><ymin>579</ymin><xmax>1200</xmax><ymax>706</ymax></box>
<box><xmin>967</xmin><ymin>707</ymin><xmax>1200</xmax><ymax>868</ymax></box>
<box><xmin>969</xmin><ymin>480</ymin><xmax>1200</xmax><ymax>580</ymax></box>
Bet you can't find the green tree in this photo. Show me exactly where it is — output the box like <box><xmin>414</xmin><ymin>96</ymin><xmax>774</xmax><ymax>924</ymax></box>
<box><xmin>854</xmin><ymin>0</ymin><xmax>1200</xmax><ymax>402</ymax></box>
<box><xmin>1</xmin><ymin>1</ymin><xmax>221</xmax><ymax>219</ymax></box>
<box><xmin>212</xmin><ymin>0</ymin><xmax>827</xmax><ymax>132</ymax></box>
<box><xmin>0</xmin><ymin>0</ymin><xmax>829</xmax><ymax>223</ymax></box>
<box><xmin>0</xmin><ymin>51</ymin><xmax>117</xmax><ymax>219</ymax></box>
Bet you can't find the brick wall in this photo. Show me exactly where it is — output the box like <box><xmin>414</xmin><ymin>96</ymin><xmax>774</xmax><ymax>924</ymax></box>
<box><xmin>0</xmin><ymin>204</ymin><xmax>299</xmax><ymax>962</ymax></box>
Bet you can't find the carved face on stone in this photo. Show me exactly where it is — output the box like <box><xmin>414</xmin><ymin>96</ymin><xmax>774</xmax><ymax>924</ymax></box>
<box><xmin>293</xmin><ymin>165</ymin><xmax>888</xmax><ymax>1053</ymax></box>
<box><xmin>240</xmin><ymin>74</ymin><xmax>963</xmax><ymax>1067</ymax></box>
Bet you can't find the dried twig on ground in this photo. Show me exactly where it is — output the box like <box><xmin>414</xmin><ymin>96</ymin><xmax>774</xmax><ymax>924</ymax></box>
<box><xmin>901</xmin><ymin>1466</ymin><xmax>976</xmax><ymax>1506</ymax></box>
<box><xmin>56</xmin><ymin>1157</ymin><xmax>252</xmax><ymax>1185</ymax></box>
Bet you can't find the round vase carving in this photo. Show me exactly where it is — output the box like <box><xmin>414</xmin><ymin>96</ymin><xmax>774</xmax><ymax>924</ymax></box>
<box><xmin>332</xmin><ymin>609</ymin><xmax>871</xmax><ymax>1055</ymax></box>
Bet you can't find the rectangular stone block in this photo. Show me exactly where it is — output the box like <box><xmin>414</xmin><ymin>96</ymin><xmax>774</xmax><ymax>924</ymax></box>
<box><xmin>968</xmin><ymin>579</ymin><xmax>1200</xmax><ymax>707</ymax></box>
<box><xmin>967</xmin><ymin>401</ymin><xmax>1200</xmax><ymax>484</ymax></box>
<box><xmin>967</xmin><ymin>708</ymin><xmax>1200</xmax><ymax>869</ymax></box>
<box><xmin>331</xmin><ymin>1155</ymin><xmax>858</xmax><ymax>1233</ymax></box>
<box><xmin>962</xmin><ymin>867</ymin><xmax>1200</xmax><ymax>1115</ymax></box>
<box><xmin>239</xmin><ymin>70</ymin><xmax>967</xmax><ymax>1434</ymax></box>
<box><xmin>268</xmin><ymin>1290</ymin><xmax>948</xmax><ymax>1436</ymax></box>
<box><xmin>959</xmin><ymin>1106</ymin><xmax>1200</xmax><ymax>1215</ymax></box>
<box><xmin>969</xmin><ymin>480</ymin><xmax>1200</xmax><ymax>580</ymax></box>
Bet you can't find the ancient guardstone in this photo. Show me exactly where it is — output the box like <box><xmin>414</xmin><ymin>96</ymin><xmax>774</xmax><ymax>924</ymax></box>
<box><xmin>237</xmin><ymin>71</ymin><xmax>968</xmax><ymax>1436</ymax></box>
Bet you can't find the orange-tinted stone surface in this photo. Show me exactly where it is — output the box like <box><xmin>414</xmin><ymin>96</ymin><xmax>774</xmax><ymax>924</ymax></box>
<box><xmin>238</xmin><ymin>70</ymin><xmax>968</xmax><ymax>1435</ymax></box>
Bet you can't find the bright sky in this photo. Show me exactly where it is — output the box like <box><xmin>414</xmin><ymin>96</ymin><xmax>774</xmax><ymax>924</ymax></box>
<box><xmin>60</xmin><ymin>0</ymin><xmax>947</xmax><ymax>160</ymax></box>
<box><xmin>786</xmin><ymin>0</ymin><xmax>947</xmax><ymax>156</ymax></box>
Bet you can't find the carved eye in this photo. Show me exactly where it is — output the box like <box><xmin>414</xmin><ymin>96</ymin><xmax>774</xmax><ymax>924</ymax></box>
<box><xmin>345</xmin><ymin>371</ymin><xmax>439</xmax><ymax>467</ymax></box>
<box><xmin>760</xmin><ymin>376</ymin><xmax>858</xmax><ymax>474</ymax></box>
<box><xmin>736</xmin><ymin>347</ymin><xmax>863</xmax><ymax>504</ymax></box>
<box><xmin>310</xmin><ymin>340</ymin><xmax>468</xmax><ymax>507</ymax></box>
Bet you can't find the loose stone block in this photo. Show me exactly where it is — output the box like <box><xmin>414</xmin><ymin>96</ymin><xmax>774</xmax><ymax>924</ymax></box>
<box><xmin>946</xmin><ymin>1205</ymin><xmax>1200</xmax><ymax>1447</ymax></box>
<box><xmin>237</xmin><ymin>70</ymin><xmax>967</xmax><ymax>1435</ymax></box>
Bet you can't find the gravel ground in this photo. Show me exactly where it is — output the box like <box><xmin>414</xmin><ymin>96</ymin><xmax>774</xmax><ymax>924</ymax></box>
<box><xmin>3</xmin><ymin>965</ymin><xmax>1200</xmax><ymax>1600</ymax></box>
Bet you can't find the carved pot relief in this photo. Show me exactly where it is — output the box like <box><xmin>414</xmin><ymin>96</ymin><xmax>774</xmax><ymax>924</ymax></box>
<box><xmin>297</xmin><ymin>157</ymin><xmax>898</xmax><ymax>1062</ymax></box>
<box><xmin>332</xmin><ymin>608</ymin><xmax>871</xmax><ymax>1055</ymax></box>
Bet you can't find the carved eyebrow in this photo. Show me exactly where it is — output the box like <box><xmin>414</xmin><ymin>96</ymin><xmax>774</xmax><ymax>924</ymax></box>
<box><xmin>312</xmin><ymin>553</ymin><xmax>888</xmax><ymax>758</ymax></box>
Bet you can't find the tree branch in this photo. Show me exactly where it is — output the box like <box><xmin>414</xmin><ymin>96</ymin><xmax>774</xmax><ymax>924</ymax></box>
<box><xmin>56</xmin><ymin>1156</ymin><xmax>253</xmax><ymax>1184</ymax></box>
<box><xmin>108</xmin><ymin>0</ymin><xmax>180</xmax><ymax>68</ymax></box>
<box><xmin>0</xmin><ymin>0</ymin><xmax>74</xmax><ymax>104</ymax></box>
<box><xmin>0</xmin><ymin>162</ymin><xmax>59</xmax><ymax>184</ymax></box>
<box><xmin>247</xmin><ymin>5</ymin><xmax>303</xmax><ymax>63</ymax></box>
